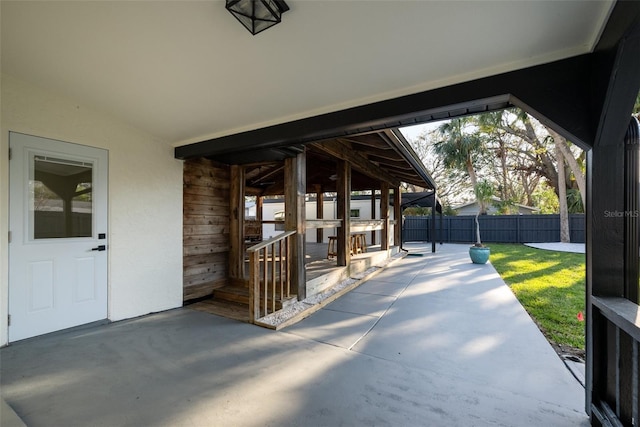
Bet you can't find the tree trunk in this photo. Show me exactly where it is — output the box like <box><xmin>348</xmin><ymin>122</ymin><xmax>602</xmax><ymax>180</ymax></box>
<box><xmin>556</xmin><ymin>141</ymin><xmax>570</xmax><ymax>243</ymax></box>
<box><xmin>548</xmin><ymin>128</ymin><xmax>586</xmax><ymax>210</ymax></box>
<box><xmin>466</xmin><ymin>158</ymin><xmax>478</xmax><ymax>189</ymax></box>
<box><xmin>499</xmin><ymin>139</ymin><xmax>509</xmax><ymax>202</ymax></box>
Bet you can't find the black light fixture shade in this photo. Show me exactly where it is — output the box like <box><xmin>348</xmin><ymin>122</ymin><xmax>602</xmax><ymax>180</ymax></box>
<box><xmin>226</xmin><ymin>0</ymin><xmax>289</xmax><ymax>35</ymax></box>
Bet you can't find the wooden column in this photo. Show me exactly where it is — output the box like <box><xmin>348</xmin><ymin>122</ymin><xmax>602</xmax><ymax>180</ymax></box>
<box><xmin>370</xmin><ymin>191</ymin><xmax>377</xmax><ymax>245</ymax></box>
<box><xmin>588</xmin><ymin>119</ymin><xmax>640</xmax><ymax>299</ymax></box>
<box><xmin>256</xmin><ymin>195</ymin><xmax>264</xmax><ymax>242</ymax></box>
<box><xmin>315</xmin><ymin>184</ymin><xmax>324</xmax><ymax>243</ymax></box>
<box><xmin>256</xmin><ymin>195</ymin><xmax>263</xmax><ymax>223</ymax></box>
<box><xmin>393</xmin><ymin>187</ymin><xmax>401</xmax><ymax>247</ymax></box>
<box><xmin>229</xmin><ymin>165</ymin><xmax>245</xmax><ymax>279</ymax></box>
<box><xmin>380</xmin><ymin>182</ymin><xmax>389</xmax><ymax>250</ymax></box>
<box><xmin>285</xmin><ymin>152</ymin><xmax>306</xmax><ymax>299</ymax></box>
<box><xmin>624</xmin><ymin>118</ymin><xmax>640</xmax><ymax>303</ymax></box>
<box><xmin>585</xmin><ymin>11</ymin><xmax>640</xmax><ymax>421</ymax></box>
<box><xmin>336</xmin><ymin>160</ymin><xmax>351</xmax><ymax>266</ymax></box>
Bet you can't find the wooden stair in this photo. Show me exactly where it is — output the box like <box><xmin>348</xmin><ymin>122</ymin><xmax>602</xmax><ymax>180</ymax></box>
<box><xmin>189</xmin><ymin>282</ymin><xmax>297</xmax><ymax>322</ymax></box>
<box><xmin>213</xmin><ymin>284</ymin><xmax>297</xmax><ymax>311</ymax></box>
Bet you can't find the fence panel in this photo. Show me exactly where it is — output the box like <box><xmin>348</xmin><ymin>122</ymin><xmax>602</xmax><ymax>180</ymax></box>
<box><xmin>403</xmin><ymin>216</ymin><xmax>429</xmax><ymax>241</ymax></box>
<box><xmin>403</xmin><ymin>214</ymin><xmax>585</xmax><ymax>244</ymax></box>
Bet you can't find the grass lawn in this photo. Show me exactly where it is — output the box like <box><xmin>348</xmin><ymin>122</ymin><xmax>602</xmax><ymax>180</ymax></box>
<box><xmin>489</xmin><ymin>243</ymin><xmax>586</xmax><ymax>354</ymax></box>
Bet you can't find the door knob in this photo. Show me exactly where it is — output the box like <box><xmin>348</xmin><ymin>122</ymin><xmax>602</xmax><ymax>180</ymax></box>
<box><xmin>91</xmin><ymin>245</ymin><xmax>106</xmax><ymax>251</ymax></box>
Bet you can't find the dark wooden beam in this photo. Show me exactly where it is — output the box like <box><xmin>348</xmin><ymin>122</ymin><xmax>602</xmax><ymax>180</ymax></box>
<box><xmin>585</xmin><ymin>2</ymin><xmax>640</xmax><ymax>419</ymax></box>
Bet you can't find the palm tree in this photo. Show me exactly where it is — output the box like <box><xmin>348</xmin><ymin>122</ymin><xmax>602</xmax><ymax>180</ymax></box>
<box><xmin>474</xmin><ymin>180</ymin><xmax>494</xmax><ymax>246</ymax></box>
<box><xmin>432</xmin><ymin>117</ymin><xmax>484</xmax><ymax>188</ymax></box>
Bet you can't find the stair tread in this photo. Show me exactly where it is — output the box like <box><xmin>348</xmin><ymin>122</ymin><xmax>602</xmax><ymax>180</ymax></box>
<box><xmin>213</xmin><ymin>284</ymin><xmax>296</xmax><ymax>308</ymax></box>
<box><xmin>189</xmin><ymin>299</ymin><xmax>250</xmax><ymax>322</ymax></box>
<box><xmin>214</xmin><ymin>285</ymin><xmax>249</xmax><ymax>296</ymax></box>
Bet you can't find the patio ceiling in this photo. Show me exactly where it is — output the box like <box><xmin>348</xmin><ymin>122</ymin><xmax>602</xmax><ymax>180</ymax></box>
<box><xmin>1</xmin><ymin>1</ymin><xmax>614</xmax><ymax>148</ymax></box>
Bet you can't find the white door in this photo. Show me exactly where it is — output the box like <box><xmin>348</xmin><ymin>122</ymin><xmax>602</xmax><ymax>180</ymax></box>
<box><xmin>9</xmin><ymin>133</ymin><xmax>108</xmax><ymax>342</ymax></box>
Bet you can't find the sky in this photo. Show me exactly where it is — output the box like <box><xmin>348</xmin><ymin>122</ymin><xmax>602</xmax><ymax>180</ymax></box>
<box><xmin>399</xmin><ymin>120</ymin><xmax>447</xmax><ymax>142</ymax></box>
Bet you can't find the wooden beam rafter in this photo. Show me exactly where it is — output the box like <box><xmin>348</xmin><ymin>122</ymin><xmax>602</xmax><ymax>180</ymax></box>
<box><xmin>249</xmin><ymin>165</ymin><xmax>284</xmax><ymax>186</ymax></box>
<box><xmin>311</xmin><ymin>140</ymin><xmax>401</xmax><ymax>187</ymax></box>
<box><xmin>366</xmin><ymin>156</ymin><xmax>409</xmax><ymax>169</ymax></box>
<box><xmin>337</xmin><ymin>136</ymin><xmax>393</xmax><ymax>150</ymax></box>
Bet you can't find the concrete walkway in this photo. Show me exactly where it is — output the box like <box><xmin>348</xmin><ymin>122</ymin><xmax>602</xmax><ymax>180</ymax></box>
<box><xmin>525</xmin><ymin>242</ymin><xmax>585</xmax><ymax>254</ymax></box>
<box><xmin>0</xmin><ymin>243</ymin><xmax>588</xmax><ymax>426</ymax></box>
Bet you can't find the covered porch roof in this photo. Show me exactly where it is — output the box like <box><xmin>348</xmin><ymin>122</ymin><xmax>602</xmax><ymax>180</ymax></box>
<box><xmin>238</xmin><ymin>128</ymin><xmax>436</xmax><ymax>196</ymax></box>
<box><xmin>3</xmin><ymin>1</ymin><xmax>615</xmax><ymax>149</ymax></box>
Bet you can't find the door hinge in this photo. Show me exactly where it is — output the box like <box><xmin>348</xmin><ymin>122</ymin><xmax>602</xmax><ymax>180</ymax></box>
<box><xmin>7</xmin><ymin>315</ymin><xmax>11</xmax><ymax>327</ymax></box>
<box><xmin>8</xmin><ymin>231</ymin><xmax>11</xmax><ymax>244</ymax></box>
<box><xmin>8</xmin><ymin>147</ymin><xmax>12</xmax><ymax>160</ymax></box>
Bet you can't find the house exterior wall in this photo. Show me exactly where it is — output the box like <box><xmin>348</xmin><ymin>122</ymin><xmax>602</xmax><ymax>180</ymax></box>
<box><xmin>0</xmin><ymin>74</ymin><xmax>183</xmax><ymax>345</ymax></box>
<box><xmin>455</xmin><ymin>202</ymin><xmax>538</xmax><ymax>216</ymax></box>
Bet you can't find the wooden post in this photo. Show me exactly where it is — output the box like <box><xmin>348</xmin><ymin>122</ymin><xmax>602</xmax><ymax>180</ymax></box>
<box><xmin>315</xmin><ymin>184</ymin><xmax>324</xmax><ymax>244</ymax></box>
<box><xmin>370</xmin><ymin>190</ymin><xmax>377</xmax><ymax>245</ymax></box>
<box><xmin>285</xmin><ymin>152</ymin><xmax>306</xmax><ymax>300</ymax></box>
<box><xmin>256</xmin><ymin>195</ymin><xmax>263</xmax><ymax>242</ymax></box>
<box><xmin>256</xmin><ymin>195</ymin><xmax>263</xmax><ymax>223</ymax></box>
<box><xmin>624</xmin><ymin>118</ymin><xmax>640</xmax><ymax>303</ymax></box>
<box><xmin>336</xmin><ymin>160</ymin><xmax>351</xmax><ymax>266</ymax></box>
<box><xmin>381</xmin><ymin>182</ymin><xmax>389</xmax><ymax>250</ymax></box>
<box><xmin>229</xmin><ymin>165</ymin><xmax>245</xmax><ymax>279</ymax></box>
<box><xmin>393</xmin><ymin>187</ymin><xmax>401</xmax><ymax>247</ymax></box>
<box><xmin>432</xmin><ymin>190</ymin><xmax>437</xmax><ymax>252</ymax></box>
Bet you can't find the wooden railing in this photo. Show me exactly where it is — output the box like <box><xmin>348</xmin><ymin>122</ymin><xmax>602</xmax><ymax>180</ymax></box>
<box><xmin>590</xmin><ymin>296</ymin><xmax>640</xmax><ymax>426</ymax></box>
<box><xmin>305</xmin><ymin>219</ymin><xmax>342</xmax><ymax>229</ymax></box>
<box><xmin>246</xmin><ymin>230</ymin><xmax>296</xmax><ymax>322</ymax></box>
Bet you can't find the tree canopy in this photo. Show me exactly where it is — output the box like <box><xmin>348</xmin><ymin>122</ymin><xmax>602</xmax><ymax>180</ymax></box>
<box><xmin>406</xmin><ymin>108</ymin><xmax>586</xmax><ymax>219</ymax></box>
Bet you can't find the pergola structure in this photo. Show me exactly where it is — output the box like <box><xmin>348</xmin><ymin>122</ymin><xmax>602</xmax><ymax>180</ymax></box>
<box><xmin>181</xmin><ymin>128</ymin><xmax>436</xmax><ymax>320</ymax></box>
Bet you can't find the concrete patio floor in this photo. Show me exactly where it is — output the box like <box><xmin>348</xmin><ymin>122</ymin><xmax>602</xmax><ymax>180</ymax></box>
<box><xmin>0</xmin><ymin>243</ymin><xmax>588</xmax><ymax>426</ymax></box>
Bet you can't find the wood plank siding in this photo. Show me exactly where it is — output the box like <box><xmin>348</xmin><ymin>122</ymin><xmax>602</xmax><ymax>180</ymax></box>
<box><xmin>183</xmin><ymin>158</ymin><xmax>231</xmax><ymax>302</ymax></box>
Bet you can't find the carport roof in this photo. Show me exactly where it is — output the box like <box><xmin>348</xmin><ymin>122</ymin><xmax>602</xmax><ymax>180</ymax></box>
<box><xmin>2</xmin><ymin>1</ymin><xmax>614</xmax><ymax>146</ymax></box>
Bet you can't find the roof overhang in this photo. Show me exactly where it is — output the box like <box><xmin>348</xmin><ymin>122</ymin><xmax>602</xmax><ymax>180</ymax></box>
<box><xmin>2</xmin><ymin>1</ymin><xmax>615</xmax><ymax>146</ymax></box>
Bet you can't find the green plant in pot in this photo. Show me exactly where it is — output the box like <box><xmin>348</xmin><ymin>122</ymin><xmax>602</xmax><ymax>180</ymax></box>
<box><xmin>469</xmin><ymin>180</ymin><xmax>493</xmax><ymax>264</ymax></box>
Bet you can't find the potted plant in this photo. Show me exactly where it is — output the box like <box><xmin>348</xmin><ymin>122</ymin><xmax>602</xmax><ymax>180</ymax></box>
<box><xmin>469</xmin><ymin>180</ymin><xmax>493</xmax><ymax>264</ymax></box>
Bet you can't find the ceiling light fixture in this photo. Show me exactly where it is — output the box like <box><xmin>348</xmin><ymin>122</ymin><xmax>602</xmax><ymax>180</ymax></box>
<box><xmin>225</xmin><ymin>0</ymin><xmax>289</xmax><ymax>35</ymax></box>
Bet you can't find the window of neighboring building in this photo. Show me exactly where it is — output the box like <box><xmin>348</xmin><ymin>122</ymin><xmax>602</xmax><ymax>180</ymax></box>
<box><xmin>274</xmin><ymin>211</ymin><xmax>285</xmax><ymax>231</ymax></box>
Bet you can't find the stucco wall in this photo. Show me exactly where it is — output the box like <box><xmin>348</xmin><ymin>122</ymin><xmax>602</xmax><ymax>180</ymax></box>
<box><xmin>0</xmin><ymin>74</ymin><xmax>183</xmax><ymax>345</ymax></box>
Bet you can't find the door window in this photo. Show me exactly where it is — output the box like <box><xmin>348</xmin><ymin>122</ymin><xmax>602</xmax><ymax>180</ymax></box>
<box><xmin>30</xmin><ymin>155</ymin><xmax>93</xmax><ymax>239</ymax></box>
